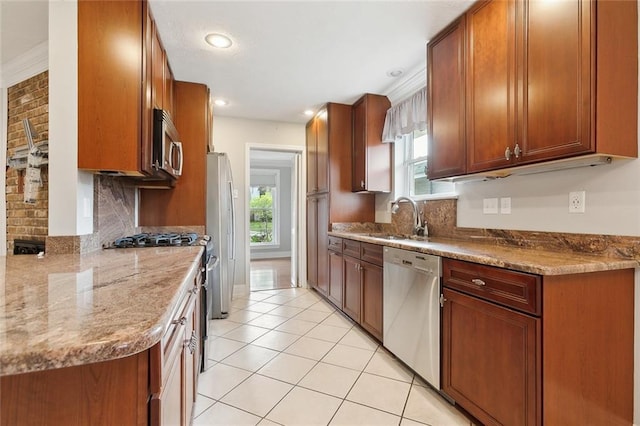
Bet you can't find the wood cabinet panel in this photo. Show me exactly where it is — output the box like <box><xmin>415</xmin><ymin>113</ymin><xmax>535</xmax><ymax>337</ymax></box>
<box><xmin>78</xmin><ymin>0</ymin><xmax>144</xmax><ymax>175</ymax></box>
<box><xmin>466</xmin><ymin>0</ymin><xmax>516</xmax><ymax>173</ymax></box>
<box><xmin>360</xmin><ymin>261</ymin><xmax>383</xmax><ymax>341</ymax></box>
<box><xmin>328</xmin><ymin>249</ymin><xmax>344</xmax><ymax>308</ymax></box>
<box><xmin>316</xmin><ymin>109</ymin><xmax>329</xmax><ymax>193</ymax></box>
<box><xmin>1</xmin><ymin>352</ymin><xmax>149</xmax><ymax>426</ymax></box>
<box><xmin>151</xmin><ymin>21</ymin><xmax>164</xmax><ymax>111</ymax></box>
<box><xmin>306</xmin><ymin>119</ymin><xmax>318</xmax><ymax>194</ymax></box>
<box><xmin>542</xmin><ymin>270</ymin><xmax>634</xmax><ymax>425</ymax></box>
<box><xmin>360</xmin><ymin>242</ymin><xmax>383</xmax><ymax>266</ymax></box>
<box><xmin>139</xmin><ymin>82</ymin><xmax>208</xmax><ymax>226</ymax></box>
<box><xmin>342</xmin><ymin>255</ymin><xmax>361</xmax><ymax>322</ymax></box>
<box><xmin>316</xmin><ymin>195</ymin><xmax>329</xmax><ymax>296</ymax></box>
<box><xmin>351</xmin><ymin>94</ymin><xmax>391</xmax><ymax>192</ymax></box>
<box><xmin>519</xmin><ymin>0</ymin><xmax>593</xmax><ymax>162</ymax></box>
<box><xmin>427</xmin><ymin>17</ymin><xmax>467</xmax><ymax>179</ymax></box>
<box><xmin>442</xmin><ymin>287</ymin><xmax>540</xmax><ymax>426</ymax></box>
<box><xmin>306</xmin><ymin>197</ymin><xmax>319</xmax><ymax>289</ymax></box>
<box><xmin>443</xmin><ymin>258</ymin><xmax>540</xmax><ymax>315</ymax></box>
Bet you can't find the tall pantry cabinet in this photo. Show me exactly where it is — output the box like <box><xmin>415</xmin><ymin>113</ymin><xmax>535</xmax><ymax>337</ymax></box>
<box><xmin>306</xmin><ymin>104</ymin><xmax>375</xmax><ymax>295</ymax></box>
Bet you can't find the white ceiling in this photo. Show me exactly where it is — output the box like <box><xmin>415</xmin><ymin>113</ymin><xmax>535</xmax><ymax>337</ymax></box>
<box><xmin>1</xmin><ymin>0</ymin><xmax>473</xmax><ymax>124</ymax></box>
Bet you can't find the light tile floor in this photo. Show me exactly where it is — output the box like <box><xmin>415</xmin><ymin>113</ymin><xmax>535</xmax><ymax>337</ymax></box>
<box><xmin>195</xmin><ymin>288</ymin><xmax>474</xmax><ymax>426</ymax></box>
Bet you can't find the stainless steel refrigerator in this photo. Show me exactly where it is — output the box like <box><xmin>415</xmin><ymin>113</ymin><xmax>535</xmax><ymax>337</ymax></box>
<box><xmin>206</xmin><ymin>152</ymin><xmax>236</xmax><ymax>319</ymax></box>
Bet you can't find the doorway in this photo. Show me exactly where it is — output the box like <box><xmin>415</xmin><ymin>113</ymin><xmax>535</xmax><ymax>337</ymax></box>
<box><xmin>246</xmin><ymin>145</ymin><xmax>304</xmax><ymax>292</ymax></box>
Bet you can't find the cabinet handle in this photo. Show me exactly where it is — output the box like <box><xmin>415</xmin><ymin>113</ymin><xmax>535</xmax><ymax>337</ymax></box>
<box><xmin>186</xmin><ymin>330</ymin><xmax>197</xmax><ymax>354</ymax></box>
<box><xmin>514</xmin><ymin>143</ymin><xmax>521</xmax><ymax>159</ymax></box>
<box><xmin>471</xmin><ymin>279</ymin><xmax>486</xmax><ymax>286</ymax></box>
<box><xmin>360</xmin><ymin>180</ymin><xmax>365</xmax><ymax>188</ymax></box>
<box><xmin>504</xmin><ymin>146</ymin><xmax>512</xmax><ymax>161</ymax></box>
<box><xmin>172</xmin><ymin>316</ymin><xmax>187</xmax><ymax>326</ymax></box>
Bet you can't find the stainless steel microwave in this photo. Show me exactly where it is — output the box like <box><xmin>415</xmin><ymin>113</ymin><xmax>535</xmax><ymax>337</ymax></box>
<box><xmin>153</xmin><ymin>109</ymin><xmax>183</xmax><ymax>179</ymax></box>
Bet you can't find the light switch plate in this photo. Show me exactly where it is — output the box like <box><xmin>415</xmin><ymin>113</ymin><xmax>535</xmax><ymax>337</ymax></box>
<box><xmin>483</xmin><ymin>198</ymin><xmax>499</xmax><ymax>214</ymax></box>
<box><xmin>500</xmin><ymin>197</ymin><xmax>511</xmax><ymax>214</ymax></box>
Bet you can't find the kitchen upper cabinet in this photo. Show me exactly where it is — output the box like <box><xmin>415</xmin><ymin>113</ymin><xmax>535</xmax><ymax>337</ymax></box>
<box><xmin>352</xmin><ymin>94</ymin><xmax>391</xmax><ymax>192</ymax></box>
<box><xmin>78</xmin><ymin>0</ymin><xmax>178</xmax><ymax>180</ymax></box>
<box><xmin>429</xmin><ymin>0</ymin><xmax>637</xmax><ymax>178</ymax></box>
<box><xmin>139</xmin><ymin>82</ymin><xmax>209</xmax><ymax>227</ymax></box>
<box><xmin>441</xmin><ymin>258</ymin><xmax>634</xmax><ymax>426</ymax></box>
<box><xmin>306</xmin><ymin>109</ymin><xmax>329</xmax><ymax>194</ymax></box>
<box><xmin>466</xmin><ymin>0</ymin><xmax>516</xmax><ymax>172</ymax></box>
<box><xmin>427</xmin><ymin>17</ymin><xmax>467</xmax><ymax>180</ymax></box>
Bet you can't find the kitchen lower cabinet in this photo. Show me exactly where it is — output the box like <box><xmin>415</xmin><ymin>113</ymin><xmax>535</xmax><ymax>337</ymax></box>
<box><xmin>442</xmin><ymin>287</ymin><xmax>540</xmax><ymax>426</ymax></box>
<box><xmin>150</xmin><ymin>269</ymin><xmax>200</xmax><ymax>426</ymax></box>
<box><xmin>307</xmin><ymin>194</ymin><xmax>329</xmax><ymax>295</ymax></box>
<box><xmin>328</xmin><ymin>237</ymin><xmax>344</xmax><ymax>308</ymax></box>
<box><xmin>342</xmin><ymin>254</ymin><xmax>361</xmax><ymax>322</ymax></box>
<box><xmin>442</xmin><ymin>258</ymin><xmax>634</xmax><ymax>426</ymax></box>
<box><xmin>326</xmin><ymin>238</ymin><xmax>383</xmax><ymax>341</ymax></box>
<box><xmin>360</xmin><ymin>260</ymin><xmax>383</xmax><ymax>341</ymax></box>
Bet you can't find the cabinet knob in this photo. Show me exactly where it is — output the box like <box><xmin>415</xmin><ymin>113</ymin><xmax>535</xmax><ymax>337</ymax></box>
<box><xmin>514</xmin><ymin>143</ymin><xmax>521</xmax><ymax>159</ymax></box>
<box><xmin>360</xmin><ymin>180</ymin><xmax>365</xmax><ymax>188</ymax></box>
<box><xmin>504</xmin><ymin>146</ymin><xmax>512</xmax><ymax>161</ymax></box>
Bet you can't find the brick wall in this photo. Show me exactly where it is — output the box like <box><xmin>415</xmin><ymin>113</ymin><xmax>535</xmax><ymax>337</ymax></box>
<box><xmin>6</xmin><ymin>71</ymin><xmax>49</xmax><ymax>253</ymax></box>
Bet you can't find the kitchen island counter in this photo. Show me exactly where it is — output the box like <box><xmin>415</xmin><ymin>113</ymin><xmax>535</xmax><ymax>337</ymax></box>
<box><xmin>0</xmin><ymin>246</ymin><xmax>203</xmax><ymax>377</ymax></box>
<box><xmin>329</xmin><ymin>231</ymin><xmax>639</xmax><ymax>275</ymax></box>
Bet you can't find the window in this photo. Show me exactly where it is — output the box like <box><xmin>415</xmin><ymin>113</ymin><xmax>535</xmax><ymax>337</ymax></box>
<box><xmin>249</xmin><ymin>184</ymin><xmax>278</xmax><ymax>246</ymax></box>
<box><xmin>399</xmin><ymin>130</ymin><xmax>456</xmax><ymax>198</ymax></box>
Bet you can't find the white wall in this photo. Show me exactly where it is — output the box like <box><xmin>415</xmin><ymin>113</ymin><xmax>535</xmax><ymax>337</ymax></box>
<box><xmin>211</xmin><ymin>116</ymin><xmax>305</xmax><ymax>292</ymax></box>
<box><xmin>48</xmin><ymin>0</ymin><xmax>93</xmax><ymax>237</ymax></box>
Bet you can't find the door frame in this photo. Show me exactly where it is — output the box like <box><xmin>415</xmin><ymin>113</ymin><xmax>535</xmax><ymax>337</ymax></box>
<box><xmin>245</xmin><ymin>144</ymin><xmax>306</xmax><ymax>291</ymax></box>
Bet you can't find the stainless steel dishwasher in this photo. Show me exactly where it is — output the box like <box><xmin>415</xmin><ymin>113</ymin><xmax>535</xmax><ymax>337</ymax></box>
<box><xmin>383</xmin><ymin>246</ymin><xmax>441</xmax><ymax>389</ymax></box>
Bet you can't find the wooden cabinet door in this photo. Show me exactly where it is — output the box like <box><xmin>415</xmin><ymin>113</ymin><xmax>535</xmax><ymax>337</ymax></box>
<box><xmin>352</xmin><ymin>97</ymin><xmax>366</xmax><ymax>191</ymax></box>
<box><xmin>306</xmin><ymin>197</ymin><xmax>318</xmax><ymax>289</ymax></box>
<box><xmin>466</xmin><ymin>0</ymin><xmax>517</xmax><ymax>173</ymax></box>
<box><xmin>328</xmin><ymin>250</ymin><xmax>343</xmax><ymax>308</ymax></box>
<box><xmin>442</xmin><ymin>288</ymin><xmax>540</xmax><ymax>426</ymax></box>
<box><xmin>163</xmin><ymin>56</ymin><xmax>175</xmax><ymax>118</ymax></box>
<box><xmin>151</xmin><ymin>22</ymin><xmax>164</xmax><ymax>111</ymax></box>
<box><xmin>360</xmin><ymin>261</ymin><xmax>383</xmax><ymax>341</ymax></box>
<box><xmin>342</xmin><ymin>255</ymin><xmax>361</xmax><ymax>322</ymax></box>
<box><xmin>316</xmin><ymin>194</ymin><xmax>329</xmax><ymax>296</ymax></box>
<box><xmin>316</xmin><ymin>109</ymin><xmax>329</xmax><ymax>193</ymax></box>
<box><xmin>427</xmin><ymin>17</ymin><xmax>467</xmax><ymax>179</ymax></box>
<box><xmin>306</xmin><ymin>119</ymin><xmax>317</xmax><ymax>194</ymax></box>
<box><xmin>183</xmin><ymin>297</ymin><xmax>197</xmax><ymax>426</ymax></box>
<box><xmin>518</xmin><ymin>0</ymin><xmax>593</xmax><ymax>164</ymax></box>
<box><xmin>351</xmin><ymin>95</ymin><xmax>391</xmax><ymax>192</ymax></box>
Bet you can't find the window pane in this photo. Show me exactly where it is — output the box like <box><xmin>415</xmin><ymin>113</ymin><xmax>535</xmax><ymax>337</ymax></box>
<box><xmin>411</xmin><ymin>160</ymin><xmax>430</xmax><ymax>196</ymax></box>
<box><xmin>413</xmin><ymin>132</ymin><xmax>428</xmax><ymax>159</ymax></box>
<box><xmin>249</xmin><ymin>185</ymin><xmax>275</xmax><ymax>245</ymax></box>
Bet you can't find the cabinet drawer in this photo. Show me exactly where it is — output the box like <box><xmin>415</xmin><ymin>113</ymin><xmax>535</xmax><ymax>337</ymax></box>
<box><xmin>360</xmin><ymin>242</ymin><xmax>383</xmax><ymax>266</ymax></box>
<box><xmin>328</xmin><ymin>236</ymin><xmax>343</xmax><ymax>253</ymax></box>
<box><xmin>343</xmin><ymin>239</ymin><xmax>361</xmax><ymax>258</ymax></box>
<box><xmin>443</xmin><ymin>259</ymin><xmax>541</xmax><ymax>315</ymax></box>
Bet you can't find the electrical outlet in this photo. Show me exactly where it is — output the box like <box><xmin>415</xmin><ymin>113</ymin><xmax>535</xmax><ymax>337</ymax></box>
<box><xmin>483</xmin><ymin>198</ymin><xmax>499</xmax><ymax>214</ymax></box>
<box><xmin>500</xmin><ymin>197</ymin><xmax>511</xmax><ymax>214</ymax></box>
<box><xmin>569</xmin><ymin>191</ymin><xmax>586</xmax><ymax>213</ymax></box>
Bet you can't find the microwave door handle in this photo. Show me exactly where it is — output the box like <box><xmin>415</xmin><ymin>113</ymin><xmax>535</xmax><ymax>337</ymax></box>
<box><xmin>171</xmin><ymin>141</ymin><xmax>183</xmax><ymax>176</ymax></box>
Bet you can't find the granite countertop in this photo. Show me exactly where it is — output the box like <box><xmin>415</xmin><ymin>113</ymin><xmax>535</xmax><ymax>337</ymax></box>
<box><xmin>329</xmin><ymin>231</ymin><xmax>639</xmax><ymax>275</ymax></box>
<box><xmin>0</xmin><ymin>246</ymin><xmax>203</xmax><ymax>377</ymax></box>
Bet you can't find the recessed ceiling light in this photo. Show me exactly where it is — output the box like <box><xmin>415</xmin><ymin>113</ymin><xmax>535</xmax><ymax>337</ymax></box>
<box><xmin>205</xmin><ymin>33</ymin><xmax>233</xmax><ymax>49</ymax></box>
<box><xmin>303</xmin><ymin>110</ymin><xmax>314</xmax><ymax>116</ymax></box>
<box><xmin>214</xmin><ymin>99</ymin><xmax>228</xmax><ymax>107</ymax></box>
<box><xmin>387</xmin><ymin>68</ymin><xmax>404</xmax><ymax>78</ymax></box>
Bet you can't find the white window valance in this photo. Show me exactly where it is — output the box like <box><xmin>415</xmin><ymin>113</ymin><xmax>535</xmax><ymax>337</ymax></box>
<box><xmin>381</xmin><ymin>87</ymin><xmax>427</xmax><ymax>143</ymax></box>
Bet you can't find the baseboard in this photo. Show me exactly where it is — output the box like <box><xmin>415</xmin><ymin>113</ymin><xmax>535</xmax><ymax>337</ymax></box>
<box><xmin>250</xmin><ymin>251</ymin><xmax>291</xmax><ymax>260</ymax></box>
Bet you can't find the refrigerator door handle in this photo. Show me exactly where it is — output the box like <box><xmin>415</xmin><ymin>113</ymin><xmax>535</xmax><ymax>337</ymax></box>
<box><xmin>228</xmin><ymin>180</ymin><xmax>236</xmax><ymax>260</ymax></box>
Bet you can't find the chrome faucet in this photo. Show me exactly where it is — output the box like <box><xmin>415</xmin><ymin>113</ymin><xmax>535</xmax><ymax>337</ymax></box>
<box><xmin>391</xmin><ymin>196</ymin><xmax>427</xmax><ymax>237</ymax></box>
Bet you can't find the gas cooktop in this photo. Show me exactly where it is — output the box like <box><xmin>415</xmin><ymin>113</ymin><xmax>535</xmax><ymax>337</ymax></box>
<box><xmin>108</xmin><ymin>233</ymin><xmax>199</xmax><ymax>249</ymax></box>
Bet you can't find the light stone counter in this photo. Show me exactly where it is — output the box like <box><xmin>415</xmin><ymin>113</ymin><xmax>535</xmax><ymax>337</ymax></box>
<box><xmin>330</xmin><ymin>231</ymin><xmax>639</xmax><ymax>275</ymax></box>
<box><xmin>0</xmin><ymin>246</ymin><xmax>203</xmax><ymax>377</ymax></box>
